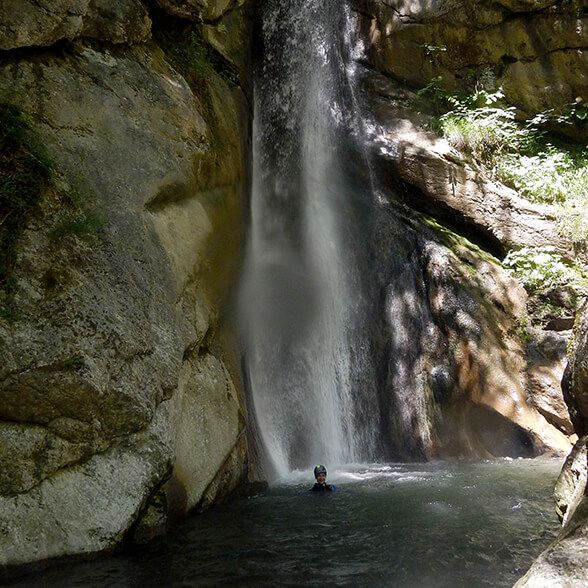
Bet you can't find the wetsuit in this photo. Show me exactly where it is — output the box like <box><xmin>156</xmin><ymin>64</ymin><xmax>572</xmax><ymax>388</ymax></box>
<box><xmin>310</xmin><ymin>483</ymin><xmax>334</xmax><ymax>492</ymax></box>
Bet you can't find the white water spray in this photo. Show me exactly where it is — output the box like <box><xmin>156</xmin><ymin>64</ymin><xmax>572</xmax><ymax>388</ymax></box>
<box><xmin>240</xmin><ymin>0</ymin><xmax>380</xmax><ymax>477</ymax></box>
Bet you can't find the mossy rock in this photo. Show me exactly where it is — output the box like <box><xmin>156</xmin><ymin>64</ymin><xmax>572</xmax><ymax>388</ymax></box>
<box><xmin>0</xmin><ymin>103</ymin><xmax>52</xmax><ymax>318</ymax></box>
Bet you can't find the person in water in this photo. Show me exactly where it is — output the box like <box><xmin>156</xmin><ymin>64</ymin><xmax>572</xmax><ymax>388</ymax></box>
<box><xmin>310</xmin><ymin>464</ymin><xmax>334</xmax><ymax>492</ymax></box>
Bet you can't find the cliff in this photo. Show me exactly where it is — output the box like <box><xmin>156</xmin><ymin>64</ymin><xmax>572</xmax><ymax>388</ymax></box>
<box><xmin>0</xmin><ymin>0</ymin><xmax>254</xmax><ymax>567</ymax></box>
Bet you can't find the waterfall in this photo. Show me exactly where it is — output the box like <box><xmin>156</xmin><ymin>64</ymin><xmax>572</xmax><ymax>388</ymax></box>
<box><xmin>240</xmin><ymin>0</ymin><xmax>382</xmax><ymax>477</ymax></box>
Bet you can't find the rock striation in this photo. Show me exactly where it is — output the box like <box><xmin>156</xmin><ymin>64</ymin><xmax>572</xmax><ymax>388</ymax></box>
<box><xmin>0</xmin><ymin>0</ymin><xmax>253</xmax><ymax>568</ymax></box>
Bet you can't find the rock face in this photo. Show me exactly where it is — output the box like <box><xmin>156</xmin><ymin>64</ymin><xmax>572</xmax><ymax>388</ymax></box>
<box><xmin>526</xmin><ymin>331</ymin><xmax>574</xmax><ymax>436</ymax></box>
<box><xmin>516</xmin><ymin>305</ymin><xmax>588</xmax><ymax>585</ymax></box>
<box><xmin>554</xmin><ymin>436</ymin><xmax>587</xmax><ymax>525</ymax></box>
<box><xmin>352</xmin><ymin>69</ymin><xmax>573</xmax><ymax>459</ymax></box>
<box><xmin>0</xmin><ymin>0</ymin><xmax>152</xmax><ymax>49</ymax></box>
<box><xmin>344</xmin><ymin>0</ymin><xmax>580</xmax><ymax>460</ymax></box>
<box><xmin>371</xmin><ymin>206</ymin><xmax>572</xmax><ymax>459</ymax></box>
<box><xmin>0</xmin><ymin>0</ymin><xmax>252</xmax><ymax>568</ymax></box>
<box><xmin>564</xmin><ymin>304</ymin><xmax>588</xmax><ymax>436</ymax></box>
<box><xmin>364</xmin><ymin>72</ymin><xmax>576</xmax><ymax>257</ymax></box>
<box><xmin>355</xmin><ymin>0</ymin><xmax>588</xmax><ymax>135</ymax></box>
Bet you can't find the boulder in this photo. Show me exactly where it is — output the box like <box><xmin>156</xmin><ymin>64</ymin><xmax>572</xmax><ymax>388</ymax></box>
<box><xmin>517</xmin><ymin>305</ymin><xmax>588</xmax><ymax>584</ymax></box>
<box><xmin>563</xmin><ymin>303</ymin><xmax>588</xmax><ymax>436</ymax></box>
<box><xmin>526</xmin><ymin>331</ymin><xmax>574</xmax><ymax>436</ymax></box>
<box><xmin>515</xmin><ymin>496</ymin><xmax>588</xmax><ymax>587</ymax></box>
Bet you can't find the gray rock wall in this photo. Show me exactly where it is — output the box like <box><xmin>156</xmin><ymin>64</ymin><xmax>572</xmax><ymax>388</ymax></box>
<box><xmin>0</xmin><ymin>0</ymin><xmax>253</xmax><ymax>567</ymax></box>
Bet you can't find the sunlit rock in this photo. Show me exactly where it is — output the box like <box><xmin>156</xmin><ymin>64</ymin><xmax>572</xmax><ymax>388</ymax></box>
<box><xmin>554</xmin><ymin>436</ymin><xmax>587</xmax><ymax>525</ymax></box>
<box><xmin>356</xmin><ymin>0</ymin><xmax>588</xmax><ymax>138</ymax></box>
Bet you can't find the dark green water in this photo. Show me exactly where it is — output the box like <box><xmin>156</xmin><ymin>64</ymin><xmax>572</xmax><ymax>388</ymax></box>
<box><xmin>11</xmin><ymin>459</ymin><xmax>562</xmax><ymax>587</ymax></box>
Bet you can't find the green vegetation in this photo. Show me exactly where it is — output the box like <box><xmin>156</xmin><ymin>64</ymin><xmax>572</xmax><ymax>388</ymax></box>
<box><xmin>422</xmin><ymin>214</ymin><xmax>498</xmax><ymax>266</ymax></box>
<box><xmin>503</xmin><ymin>246</ymin><xmax>588</xmax><ymax>294</ymax></box>
<box><xmin>155</xmin><ymin>25</ymin><xmax>238</xmax><ymax>89</ymax></box>
<box><xmin>62</xmin><ymin>354</ymin><xmax>84</xmax><ymax>371</ymax></box>
<box><xmin>155</xmin><ymin>23</ymin><xmax>237</xmax><ymax>160</ymax></box>
<box><xmin>418</xmin><ymin>80</ymin><xmax>588</xmax><ymax>247</ymax></box>
<box><xmin>514</xmin><ymin>315</ymin><xmax>533</xmax><ymax>345</ymax></box>
<box><xmin>50</xmin><ymin>186</ymin><xmax>104</xmax><ymax>240</ymax></box>
<box><xmin>0</xmin><ymin>103</ymin><xmax>52</xmax><ymax>319</ymax></box>
<box><xmin>421</xmin><ymin>43</ymin><xmax>447</xmax><ymax>66</ymax></box>
<box><xmin>0</xmin><ymin>103</ymin><xmax>104</xmax><ymax>320</ymax></box>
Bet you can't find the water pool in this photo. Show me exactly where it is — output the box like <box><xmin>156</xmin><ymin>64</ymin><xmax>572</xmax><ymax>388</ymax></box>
<box><xmin>8</xmin><ymin>459</ymin><xmax>562</xmax><ymax>587</ymax></box>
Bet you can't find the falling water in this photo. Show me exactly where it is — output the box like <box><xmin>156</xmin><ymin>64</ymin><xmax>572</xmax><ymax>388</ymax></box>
<box><xmin>240</xmin><ymin>0</ymin><xmax>381</xmax><ymax>476</ymax></box>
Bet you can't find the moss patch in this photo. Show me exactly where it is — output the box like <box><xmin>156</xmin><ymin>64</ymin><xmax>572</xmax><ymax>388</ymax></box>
<box><xmin>0</xmin><ymin>103</ymin><xmax>52</xmax><ymax>319</ymax></box>
<box><xmin>421</xmin><ymin>214</ymin><xmax>499</xmax><ymax>267</ymax></box>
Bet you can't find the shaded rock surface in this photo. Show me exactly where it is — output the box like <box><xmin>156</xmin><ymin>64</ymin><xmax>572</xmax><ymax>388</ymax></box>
<box><xmin>554</xmin><ymin>436</ymin><xmax>587</xmax><ymax>526</ymax></box>
<box><xmin>355</xmin><ymin>62</ymin><xmax>574</xmax><ymax>459</ymax></box>
<box><xmin>0</xmin><ymin>0</ymin><xmax>152</xmax><ymax>49</ymax></box>
<box><xmin>371</xmin><ymin>204</ymin><xmax>572</xmax><ymax>460</ymax></box>
<box><xmin>563</xmin><ymin>303</ymin><xmax>588</xmax><ymax>436</ymax></box>
<box><xmin>0</xmin><ymin>0</ymin><xmax>252</xmax><ymax>568</ymax></box>
<box><xmin>517</xmin><ymin>305</ymin><xmax>588</xmax><ymax>585</ymax></box>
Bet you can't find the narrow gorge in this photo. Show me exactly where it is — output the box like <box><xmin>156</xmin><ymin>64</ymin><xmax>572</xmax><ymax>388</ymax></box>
<box><xmin>0</xmin><ymin>0</ymin><xmax>586</xmax><ymax>586</ymax></box>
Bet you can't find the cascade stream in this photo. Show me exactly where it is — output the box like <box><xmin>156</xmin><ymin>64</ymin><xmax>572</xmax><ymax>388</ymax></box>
<box><xmin>240</xmin><ymin>0</ymin><xmax>384</xmax><ymax>475</ymax></box>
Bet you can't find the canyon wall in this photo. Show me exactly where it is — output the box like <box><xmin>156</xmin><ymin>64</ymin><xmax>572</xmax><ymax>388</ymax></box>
<box><xmin>0</xmin><ymin>0</ymin><xmax>254</xmax><ymax>567</ymax></box>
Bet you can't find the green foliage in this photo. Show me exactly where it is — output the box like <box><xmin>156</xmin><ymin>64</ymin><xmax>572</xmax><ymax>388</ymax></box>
<box><xmin>422</xmin><ymin>214</ymin><xmax>497</xmax><ymax>265</ymax></box>
<box><xmin>495</xmin><ymin>149</ymin><xmax>587</xmax><ymax>203</ymax></box>
<box><xmin>181</xmin><ymin>31</ymin><xmax>217</xmax><ymax>80</ymax></box>
<box><xmin>503</xmin><ymin>246</ymin><xmax>588</xmax><ymax>294</ymax></box>
<box><xmin>62</xmin><ymin>354</ymin><xmax>84</xmax><ymax>371</ymax></box>
<box><xmin>0</xmin><ymin>104</ymin><xmax>105</xmax><ymax>321</ymax></box>
<box><xmin>156</xmin><ymin>25</ymin><xmax>237</xmax><ymax>88</ymax></box>
<box><xmin>420</xmin><ymin>80</ymin><xmax>588</xmax><ymax>246</ymax></box>
<box><xmin>421</xmin><ymin>43</ymin><xmax>447</xmax><ymax>65</ymax></box>
<box><xmin>514</xmin><ymin>318</ymin><xmax>533</xmax><ymax>345</ymax></box>
<box><xmin>0</xmin><ymin>103</ymin><xmax>52</xmax><ymax>318</ymax></box>
<box><xmin>50</xmin><ymin>186</ymin><xmax>105</xmax><ymax>240</ymax></box>
<box><xmin>432</xmin><ymin>87</ymin><xmax>540</xmax><ymax>166</ymax></box>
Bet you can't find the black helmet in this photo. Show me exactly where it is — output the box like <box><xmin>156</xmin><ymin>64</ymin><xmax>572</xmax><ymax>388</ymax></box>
<box><xmin>314</xmin><ymin>464</ymin><xmax>327</xmax><ymax>478</ymax></box>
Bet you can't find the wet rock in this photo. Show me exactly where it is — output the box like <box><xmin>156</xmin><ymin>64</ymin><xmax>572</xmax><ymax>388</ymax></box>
<box><xmin>0</xmin><ymin>407</ymin><xmax>171</xmax><ymax>566</ymax></box>
<box><xmin>373</xmin><ymin>210</ymin><xmax>572</xmax><ymax>459</ymax></box>
<box><xmin>517</xmin><ymin>305</ymin><xmax>588</xmax><ymax>584</ymax></box>
<box><xmin>515</xmin><ymin>496</ymin><xmax>588</xmax><ymax>587</ymax></box>
<box><xmin>554</xmin><ymin>437</ymin><xmax>587</xmax><ymax>526</ymax></box>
